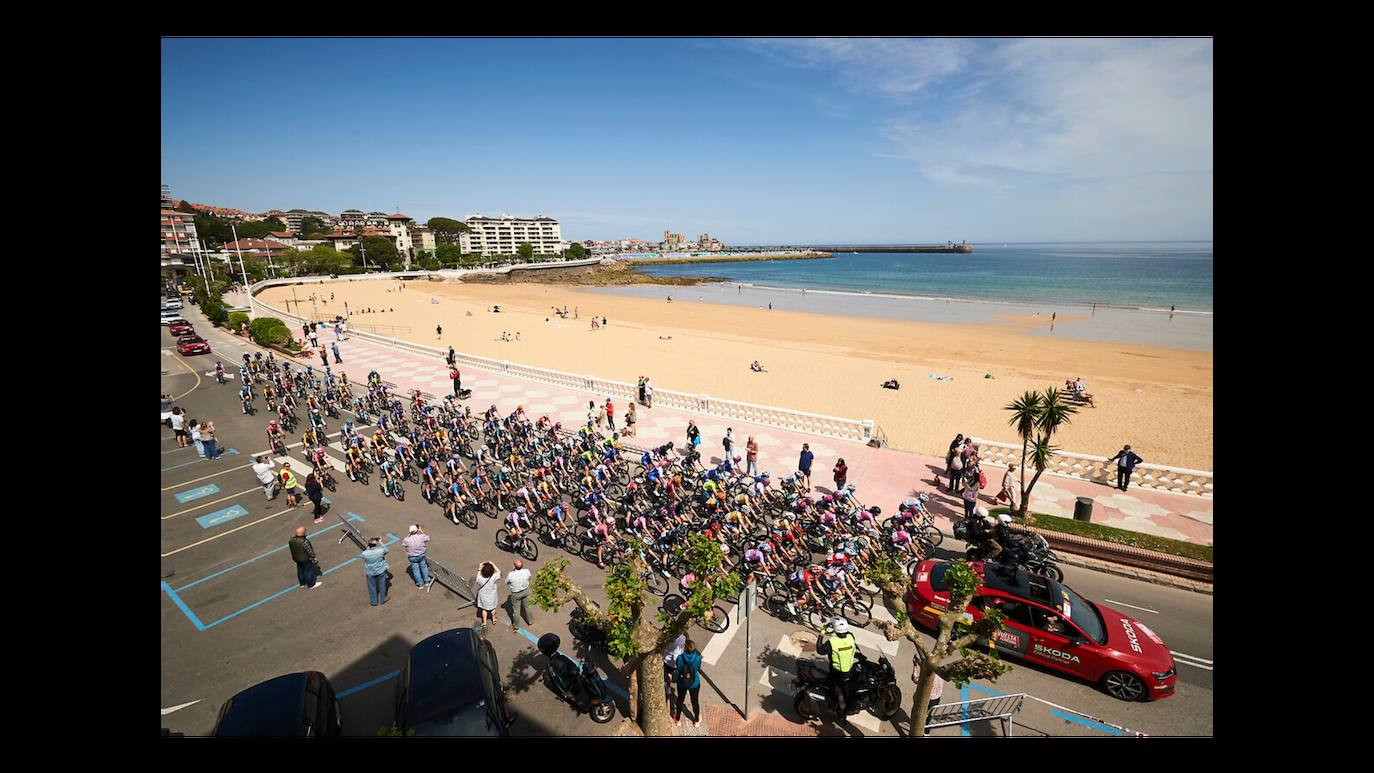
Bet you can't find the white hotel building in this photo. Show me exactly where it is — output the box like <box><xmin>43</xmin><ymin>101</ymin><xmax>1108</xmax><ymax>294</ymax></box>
<box><xmin>459</xmin><ymin>214</ymin><xmax>565</xmax><ymax>257</ymax></box>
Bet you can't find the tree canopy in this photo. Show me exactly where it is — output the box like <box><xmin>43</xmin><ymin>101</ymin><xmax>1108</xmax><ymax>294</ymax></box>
<box><xmin>566</xmin><ymin>243</ymin><xmax>588</xmax><ymax>259</ymax></box>
<box><xmin>349</xmin><ymin>236</ymin><xmax>400</xmax><ymax>268</ymax></box>
<box><xmin>517</xmin><ymin>242</ymin><xmax>535</xmax><ymax>261</ymax></box>
<box><xmin>427</xmin><ymin>217</ymin><xmax>470</xmax><ymax>245</ymax></box>
<box><xmin>298</xmin><ymin>216</ymin><xmax>328</xmax><ymax>236</ymax></box>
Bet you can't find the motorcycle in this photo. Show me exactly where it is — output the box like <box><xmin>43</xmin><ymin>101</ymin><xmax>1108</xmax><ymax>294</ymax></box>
<box><xmin>567</xmin><ymin>605</ymin><xmax>608</xmax><ymax>652</ymax></box>
<box><xmin>536</xmin><ymin>633</ymin><xmax>616</xmax><ymax>723</ymax></box>
<box><xmin>792</xmin><ymin>648</ymin><xmax>901</xmax><ymax>723</ymax></box>
<box><xmin>958</xmin><ymin>521</ymin><xmax>1064</xmax><ymax>583</ymax></box>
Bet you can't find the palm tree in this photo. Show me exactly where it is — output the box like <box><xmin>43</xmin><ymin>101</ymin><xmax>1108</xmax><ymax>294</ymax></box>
<box><xmin>1004</xmin><ymin>391</ymin><xmax>1042</xmax><ymax>516</ymax></box>
<box><xmin>1004</xmin><ymin>388</ymin><xmax>1077</xmax><ymax>517</ymax></box>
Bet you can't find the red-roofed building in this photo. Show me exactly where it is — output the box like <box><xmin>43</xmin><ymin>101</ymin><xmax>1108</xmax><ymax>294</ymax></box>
<box><xmin>224</xmin><ymin>238</ymin><xmax>294</xmax><ymax>254</ymax></box>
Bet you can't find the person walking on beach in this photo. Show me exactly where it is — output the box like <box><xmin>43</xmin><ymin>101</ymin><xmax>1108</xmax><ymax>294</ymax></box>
<box><xmin>505</xmin><ymin>559</ymin><xmax>532</xmax><ymax>630</ymax></box>
<box><xmin>289</xmin><ymin>527</ymin><xmax>323</xmax><ymax>590</ymax></box>
<box><xmin>362</xmin><ymin>537</ymin><xmax>389</xmax><ymax>606</ymax></box>
<box><xmin>1107</xmin><ymin>445</ymin><xmax>1144</xmax><ymax>491</ymax></box>
<box><xmin>404</xmin><ymin>525</ymin><xmax>433</xmax><ymax>592</ymax></box>
<box><xmin>436</xmin><ymin>324</ymin><xmax>443</xmax><ymax>340</ymax></box>
<box><xmin>745</xmin><ymin>436</ymin><xmax>759</xmax><ymax>477</ymax></box>
<box><xmin>474</xmin><ymin>561</ymin><xmax>501</xmax><ymax>630</ymax></box>
<box><xmin>798</xmin><ymin>443</ymin><xmax>815</xmax><ymax>490</ymax></box>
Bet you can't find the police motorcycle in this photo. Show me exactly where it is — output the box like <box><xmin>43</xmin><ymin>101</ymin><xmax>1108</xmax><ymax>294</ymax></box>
<box><xmin>792</xmin><ymin>622</ymin><xmax>901</xmax><ymax>722</ymax></box>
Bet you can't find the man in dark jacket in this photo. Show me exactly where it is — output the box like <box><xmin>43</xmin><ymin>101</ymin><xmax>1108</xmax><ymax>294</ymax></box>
<box><xmin>305</xmin><ymin>473</ymin><xmax>328</xmax><ymax>522</ymax></box>
<box><xmin>1107</xmin><ymin>445</ymin><xmax>1145</xmax><ymax>491</ymax></box>
<box><xmin>289</xmin><ymin>527</ymin><xmax>323</xmax><ymax>589</ymax></box>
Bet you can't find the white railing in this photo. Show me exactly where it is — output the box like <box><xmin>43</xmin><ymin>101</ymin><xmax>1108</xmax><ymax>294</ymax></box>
<box><xmin>971</xmin><ymin>438</ymin><xmax>1213</xmax><ymax>497</ymax></box>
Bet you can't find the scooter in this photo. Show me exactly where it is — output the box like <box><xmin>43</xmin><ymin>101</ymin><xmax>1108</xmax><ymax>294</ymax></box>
<box><xmin>536</xmin><ymin>633</ymin><xmax>616</xmax><ymax>723</ymax></box>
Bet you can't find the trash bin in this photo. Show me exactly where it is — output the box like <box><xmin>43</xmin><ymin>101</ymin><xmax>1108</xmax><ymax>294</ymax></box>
<box><xmin>1073</xmin><ymin>497</ymin><xmax>1093</xmax><ymax>522</ymax></box>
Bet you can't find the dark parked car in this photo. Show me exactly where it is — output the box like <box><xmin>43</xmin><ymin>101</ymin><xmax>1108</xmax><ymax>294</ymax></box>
<box><xmin>395</xmin><ymin>628</ymin><xmax>517</xmax><ymax>736</ymax></box>
<box><xmin>212</xmin><ymin>671</ymin><xmax>342</xmax><ymax>736</ymax></box>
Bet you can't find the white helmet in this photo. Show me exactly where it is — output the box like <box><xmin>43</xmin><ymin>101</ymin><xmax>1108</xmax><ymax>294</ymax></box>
<box><xmin>831</xmin><ymin>617</ymin><xmax>849</xmax><ymax>635</ymax></box>
<box><xmin>976</xmin><ymin>507</ymin><xmax>989</xmax><ymax>519</ymax></box>
<box><xmin>997</xmin><ymin>513</ymin><xmax>1012</xmax><ymax>524</ymax></box>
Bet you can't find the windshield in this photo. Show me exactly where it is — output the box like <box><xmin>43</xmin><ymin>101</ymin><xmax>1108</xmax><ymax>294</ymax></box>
<box><xmin>409</xmin><ymin>699</ymin><xmax>501</xmax><ymax>737</ymax></box>
<box><xmin>1060</xmin><ymin>586</ymin><xmax>1107</xmax><ymax>645</ymax></box>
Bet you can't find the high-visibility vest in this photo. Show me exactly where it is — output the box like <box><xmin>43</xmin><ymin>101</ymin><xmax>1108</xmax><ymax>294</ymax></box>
<box><xmin>828</xmin><ymin>633</ymin><xmax>857</xmax><ymax>673</ymax></box>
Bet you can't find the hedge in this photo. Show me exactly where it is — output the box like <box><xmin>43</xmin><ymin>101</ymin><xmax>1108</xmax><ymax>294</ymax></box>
<box><xmin>227</xmin><ymin>312</ymin><xmax>251</xmax><ymax>331</ymax></box>
<box><xmin>249</xmin><ymin>316</ymin><xmax>291</xmax><ymax>347</ymax></box>
<box><xmin>990</xmin><ymin>507</ymin><xmax>1213</xmax><ymax>564</ymax></box>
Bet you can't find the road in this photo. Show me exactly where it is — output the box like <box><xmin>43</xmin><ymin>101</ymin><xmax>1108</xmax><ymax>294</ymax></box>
<box><xmin>160</xmin><ymin>302</ymin><xmax>1212</xmax><ymax>736</ymax></box>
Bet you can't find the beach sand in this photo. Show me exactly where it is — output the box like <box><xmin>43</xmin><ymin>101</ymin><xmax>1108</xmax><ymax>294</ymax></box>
<box><xmin>263</xmin><ymin>279</ymin><xmax>1213</xmax><ymax>470</ymax></box>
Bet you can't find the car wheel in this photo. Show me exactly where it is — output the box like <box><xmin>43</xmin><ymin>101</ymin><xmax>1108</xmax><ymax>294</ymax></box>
<box><xmin>1102</xmin><ymin>670</ymin><xmax>1147</xmax><ymax>701</ymax></box>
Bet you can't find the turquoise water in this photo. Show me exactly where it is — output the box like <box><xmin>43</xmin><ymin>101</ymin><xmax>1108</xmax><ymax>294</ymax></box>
<box><xmin>632</xmin><ymin>242</ymin><xmax>1214</xmax><ymax>313</ymax></box>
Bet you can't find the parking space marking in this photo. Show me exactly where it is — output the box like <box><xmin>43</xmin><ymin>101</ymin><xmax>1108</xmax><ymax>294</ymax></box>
<box><xmin>168</xmin><ymin>531</ymin><xmax>399</xmax><ymax>631</ymax></box>
<box><xmin>163</xmin><ymin>446</ymin><xmax>196</xmax><ymax>455</ymax></box>
<box><xmin>196</xmin><ymin>505</ymin><xmax>251</xmax><ymax>529</ymax></box>
<box><xmin>162</xmin><ymin>503</ymin><xmax>306</xmax><ymax>557</ymax></box>
<box><xmin>1103</xmin><ymin>599</ymin><xmax>1158</xmax><ymax>615</ymax></box>
<box><xmin>164</xmin><ymin>488</ymin><xmax>261</xmax><ymax>520</ymax></box>
<box><xmin>336</xmin><ymin>670</ymin><xmax>400</xmax><ymax>700</ymax></box>
<box><xmin>161</xmin><ymin>700</ymin><xmax>202</xmax><ymax>716</ymax></box>
<box><xmin>162</xmin><ymin>461</ymin><xmax>253</xmax><ymax>490</ymax></box>
<box><xmin>163</xmin><ymin>448</ymin><xmax>239</xmax><ymax>472</ymax></box>
<box><xmin>169</xmin><ymin>514</ymin><xmax>366</xmax><ymax>593</ymax></box>
<box><xmin>167</xmin><ymin>351</ymin><xmax>203</xmax><ymax>400</ymax></box>
<box><xmin>175</xmin><ymin>484</ymin><xmax>221</xmax><ymax>503</ymax></box>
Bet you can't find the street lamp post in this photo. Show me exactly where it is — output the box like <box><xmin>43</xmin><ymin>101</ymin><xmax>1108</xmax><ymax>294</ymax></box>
<box><xmin>230</xmin><ymin>223</ymin><xmax>253</xmax><ymax>319</ymax></box>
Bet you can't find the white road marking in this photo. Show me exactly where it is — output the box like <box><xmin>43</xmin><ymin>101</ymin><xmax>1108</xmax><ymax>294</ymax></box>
<box><xmin>850</xmin><ymin>623</ymin><xmax>901</xmax><ymax>656</ymax></box>
<box><xmin>160</xmin><ymin>462</ymin><xmax>253</xmax><ymax>490</ymax></box>
<box><xmin>163</xmin><ymin>488</ymin><xmax>262</xmax><ymax>520</ymax></box>
<box><xmin>161</xmin><ymin>700</ymin><xmax>201</xmax><ymax>715</ymax></box>
<box><xmin>758</xmin><ymin>635</ymin><xmax>884</xmax><ymax>733</ymax></box>
<box><xmin>1104</xmin><ymin>599</ymin><xmax>1159</xmax><ymax>615</ymax></box>
<box><xmin>161</xmin><ymin>504</ymin><xmax>304</xmax><ymax>558</ymax></box>
<box><xmin>699</xmin><ymin>608</ymin><xmax>742</xmax><ymax>666</ymax></box>
<box><xmin>1169</xmin><ymin>651</ymin><xmax>1213</xmax><ymax>670</ymax></box>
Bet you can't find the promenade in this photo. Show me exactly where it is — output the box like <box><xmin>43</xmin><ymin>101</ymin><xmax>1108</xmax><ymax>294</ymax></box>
<box><xmin>298</xmin><ymin>329</ymin><xmax>1213</xmax><ymax>547</ymax></box>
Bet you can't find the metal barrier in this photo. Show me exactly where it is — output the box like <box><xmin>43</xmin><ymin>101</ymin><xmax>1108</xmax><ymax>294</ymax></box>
<box><xmin>425</xmin><ymin>557</ymin><xmax>475</xmax><ymax>609</ymax></box>
<box><xmin>925</xmin><ymin>692</ymin><xmax>1025</xmax><ymax>736</ymax></box>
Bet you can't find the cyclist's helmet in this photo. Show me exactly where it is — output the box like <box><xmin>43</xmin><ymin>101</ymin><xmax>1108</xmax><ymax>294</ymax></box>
<box><xmin>733</xmin><ymin>455</ymin><xmax>742</xmax><ymax>462</ymax></box>
<box><xmin>846</xmin><ymin>483</ymin><xmax>856</xmax><ymax>492</ymax></box>
<box><xmin>869</xmin><ymin>505</ymin><xmax>881</xmax><ymax>516</ymax></box>
<box><xmin>516</xmin><ymin>506</ymin><xmax>526</xmax><ymax>514</ymax></box>
<box><xmin>822</xmin><ymin>495</ymin><xmax>833</xmax><ymax>503</ymax></box>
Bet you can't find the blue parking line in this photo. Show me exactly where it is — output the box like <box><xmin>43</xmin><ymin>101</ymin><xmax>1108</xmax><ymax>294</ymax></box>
<box><xmin>193</xmin><ymin>533</ymin><xmax>399</xmax><ymax>631</ymax></box>
<box><xmin>960</xmin><ymin>685</ymin><xmax>970</xmax><ymax>737</ymax></box>
<box><xmin>1050</xmin><ymin>710</ymin><xmax>1124</xmax><ymax>736</ymax></box>
<box><xmin>170</xmin><ymin>513</ymin><xmax>364</xmax><ymax>593</ymax></box>
<box><xmin>162</xmin><ymin>448</ymin><xmax>239</xmax><ymax>471</ymax></box>
<box><xmin>513</xmin><ymin>626</ymin><xmax>630</xmax><ymax>700</ymax></box>
<box><xmin>175</xmin><ymin>483</ymin><xmax>221</xmax><ymax>503</ymax></box>
<box><xmin>336</xmin><ymin>669</ymin><xmax>401</xmax><ymax>699</ymax></box>
<box><xmin>161</xmin><ymin>582</ymin><xmax>208</xmax><ymax>631</ymax></box>
<box><xmin>195</xmin><ymin>505</ymin><xmax>250</xmax><ymax>529</ymax></box>
<box><xmin>969</xmin><ymin>682</ymin><xmax>1004</xmax><ymax>696</ymax></box>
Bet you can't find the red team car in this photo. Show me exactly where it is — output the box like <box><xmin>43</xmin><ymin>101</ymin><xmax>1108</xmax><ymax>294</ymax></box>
<box><xmin>177</xmin><ymin>334</ymin><xmax>211</xmax><ymax>355</ymax></box>
<box><xmin>906</xmin><ymin>560</ymin><xmax>1176</xmax><ymax>701</ymax></box>
<box><xmin>169</xmin><ymin>320</ymin><xmax>195</xmax><ymax>337</ymax></box>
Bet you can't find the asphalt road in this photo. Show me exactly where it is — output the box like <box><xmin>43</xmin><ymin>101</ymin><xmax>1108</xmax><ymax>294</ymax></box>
<box><xmin>160</xmin><ymin>302</ymin><xmax>1212</xmax><ymax>737</ymax></box>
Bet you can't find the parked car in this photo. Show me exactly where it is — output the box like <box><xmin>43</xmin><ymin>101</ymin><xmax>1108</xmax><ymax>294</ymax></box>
<box><xmin>394</xmin><ymin>628</ymin><xmax>517</xmax><ymax>736</ymax></box>
<box><xmin>161</xmin><ymin>310</ymin><xmax>183</xmax><ymax>325</ymax></box>
<box><xmin>177</xmin><ymin>335</ymin><xmax>211</xmax><ymax>355</ymax></box>
<box><xmin>164</xmin><ymin>298</ymin><xmax>183</xmax><ymax>310</ymax></box>
<box><xmin>211</xmin><ymin>671</ymin><xmax>342</xmax><ymax>737</ymax></box>
<box><xmin>169</xmin><ymin>321</ymin><xmax>195</xmax><ymax>337</ymax></box>
<box><xmin>906</xmin><ymin>560</ymin><xmax>1177</xmax><ymax>701</ymax></box>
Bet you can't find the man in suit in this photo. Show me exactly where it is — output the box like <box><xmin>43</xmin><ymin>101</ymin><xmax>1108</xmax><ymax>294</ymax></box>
<box><xmin>1107</xmin><ymin>445</ymin><xmax>1144</xmax><ymax>491</ymax></box>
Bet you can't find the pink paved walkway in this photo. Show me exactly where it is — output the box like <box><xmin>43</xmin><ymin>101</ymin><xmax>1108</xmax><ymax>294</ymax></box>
<box><xmin>315</xmin><ymin>332</ymin><xmax>1212</xmax><ymax>547</ymax></box>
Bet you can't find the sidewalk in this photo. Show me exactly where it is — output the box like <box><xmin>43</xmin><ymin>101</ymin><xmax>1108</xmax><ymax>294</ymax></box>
<box><xmin>310</xmin><ymin>331</ymin><xmax>1213</xmax><ymax>547</ymax></box>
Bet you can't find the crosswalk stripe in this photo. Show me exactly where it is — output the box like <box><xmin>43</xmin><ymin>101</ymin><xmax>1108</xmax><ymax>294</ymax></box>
<box><xmin>699</xmin><ymin>607</ymin><xmax>742</xmax><ymax>666</ymax></box>
<box><xmin>851</xmin><ymin>623</ymin><xmax>901</xmax><ymax>656</ymax></box>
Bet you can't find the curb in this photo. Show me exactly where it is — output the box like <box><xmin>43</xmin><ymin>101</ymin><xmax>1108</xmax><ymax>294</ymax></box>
<box><xmin>1017</xmin><ymin>525</ymin><xmax>1213</xmax><ymax>586</ymax></box>
<box><xmin>1054</xmin><ymin>552</ymin><xmax>1213</xmax><ymax>595</ymax></box>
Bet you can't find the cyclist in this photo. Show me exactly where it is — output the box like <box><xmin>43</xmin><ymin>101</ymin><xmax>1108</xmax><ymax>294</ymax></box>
<box><xmin>786</xmin><ymin>563</ymin><xmax>824</xmax><ymax>616</ymax></box>
<box><xmin>345</xmin><ymin>443</ymin><xmax>366</xmax><ymax>481</ymax></box>
<box><xmin>239</xmin><ymin>384</ymin><xmax>254</xmax><ymax>414</ymax></box>
<box><xmin>421</xmin><ymin>458</ymin><xmax>441</xmax><ymax>500</ymax></box>
<box><xmin>378</xmin><ymin>450</ymin><xmax>402</xmax><ymax>497</ymax></box>
<box><xmin>504</xmin><ymin>506</ymin><xmax>532</xmax><ymax>543</ymax></box>
<box><xmin>214</xmin><ymin>361</ymin><xmax>225</xmax><ymax>384</ymax></box>
<box><xmin>589</xmin><ymin>514</ymin><xmax>615</xmax><ymax>569</ymax></box>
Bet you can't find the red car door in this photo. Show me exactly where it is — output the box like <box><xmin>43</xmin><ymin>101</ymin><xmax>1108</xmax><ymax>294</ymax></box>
<box><xmin>1025</xmin><ymin>604</ymin><xmax>1092</xmax><ymax>678</ymax></box>
<box><xmin>971</xmin><ymin>596</ymin><xmax>1035</xmax><ymax>659</ymax></box>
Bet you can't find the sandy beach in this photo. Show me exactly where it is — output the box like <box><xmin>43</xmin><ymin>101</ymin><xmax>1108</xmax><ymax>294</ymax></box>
<box><xmin>261</xmin><ymin>278</ymin><xmax>1214</xmax><ymax>470</ymax></box>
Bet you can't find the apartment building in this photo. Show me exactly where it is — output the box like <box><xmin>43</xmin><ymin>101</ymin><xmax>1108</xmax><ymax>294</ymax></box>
<box><xmin>338</xmin><ymin>209</ymin><xmax>368</xmax><ymax>232</ymax></box>
<box><xmin>458</xmin><ymin>214</ymin><xmax>563</xmax><ymax>257</ymax></box>
<box><xmin>161</xmin><ymin>209</ymin><xmax>201</xmax><ymax>261</ymax></box>
<box><xmin>283</xmin><ymin>209</ymin><xmax>336</xmax><ymax>234</ymax></box>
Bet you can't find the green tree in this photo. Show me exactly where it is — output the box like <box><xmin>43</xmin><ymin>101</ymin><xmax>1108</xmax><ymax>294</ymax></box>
<box><xmin>566</xmin><ymin>243</ymin><xmax>588</xmax><ymax>259</ymax></box>
<box><xmin>866</xmin><ymin>557</ymin><xmax>1012</xmax><ymax>737</ymax></box>
<box><xmin>517</xmin><ymin>242</ymin><xmax>534</xmax><ymax>262</ymax></box>
<box><xmin>435</xmin><ymin>243</ymin><xmax>463</xmax><ymax>268</ymax></box>
<box><xmin>349</xmin><ymin>237</ymin><xmax>400</xmax><ymax>269</ymax></box>
<box><xmin>531</xmin><ymin>534</ymin><xmax>741</xmax><ymax>736</ymax></box>
<box><xmin>1004</xmin><ymin>388</ymin><xmax>1079</xmax><ymax>517</ymax></box>
<box><xmin>427</xmin><ymin>217</ymin><xmax>470</xmax><ymax>245</ymax></box>
<box><xmin>298</xmin><ymin>216</ymin><xmax>328</xmax><ymax>236</ymax></box>
<box><xmin>303</xmin><ymin>245</ymin><xmax>354</xmax><ymax>275</ymax></box>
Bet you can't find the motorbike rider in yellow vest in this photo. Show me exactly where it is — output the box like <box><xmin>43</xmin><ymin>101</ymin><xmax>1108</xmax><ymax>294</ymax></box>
<box><xmin>816</xmin><ymin>617</ymin><xmax>858</xmax><ymax>716</ymax></box>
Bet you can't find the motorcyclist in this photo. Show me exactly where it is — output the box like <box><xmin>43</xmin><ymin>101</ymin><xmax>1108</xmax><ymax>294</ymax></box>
<box><xmin>815</xmin><ymin>617</ymin><xmax>858</xmax><ymax>717</ymax></box>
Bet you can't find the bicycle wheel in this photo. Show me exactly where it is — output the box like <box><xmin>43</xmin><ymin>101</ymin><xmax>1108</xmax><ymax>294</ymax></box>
<box><xmin>645</xmin><ymin>570</ymin><xmax>669</xmax><ymax>597</ymax></box>
<box><xmin>842</xmin><ymin>599</ymin><xmax>872</xmax><ymax>628</ymax></box>
<box><xmin>494</xmin><ymin>528</ymin><xmax>510</xmax><ymax>547</ymax></box>
<box><xmin>324</xmin><ymin>476</ymin><xmax>337</xmax><ymax>493</ymax></box>
<box><xmin>806</xmin><ymin>607</ymin><xmax>830</xmax><ymax>632</ymax></box>
<box><xmin>766</xmin><ymin>593</ymin><xmax>794</xmax><ymax>621</ymax></box>
<box><xmin>519</xmin><ymin>537</ymin><xmax>539</xmax><ymax>562</ymax></box>
<box><xmin>459</xmin><ymin>506</ymin><xmax>479</xmax><ymax>529</ymax></box>
<box><xmin>922</xmin><ymin>525</ymin><xmax>943</xmax><ymax>548</ymax></box>
<box><xmin>661</xmin><ymin>594</ymin><xmax>685</xmax><ymax>616</ymax></box>
<box><xmin>393</xmin><ymin>483</ymin><xmax>405</xmax><ymax>502</ymax></box>
<box><xmin>702</xmin><ymin>605</ymin><xmax>730</xmax><ymax>634</ymax></box>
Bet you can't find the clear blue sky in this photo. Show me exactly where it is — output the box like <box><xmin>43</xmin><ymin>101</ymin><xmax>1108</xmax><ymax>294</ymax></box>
<box><xmin>162</xmin><ymin>38</ymin><xmax>1213</xmax><ymax>244</ymax></box>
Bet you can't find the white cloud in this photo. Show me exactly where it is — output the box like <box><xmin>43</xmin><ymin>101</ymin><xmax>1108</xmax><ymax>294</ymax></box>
<box><xmin>746</xmin><ymin>38</ymin><xmax>975</xmax><ymax>97</ymax></box>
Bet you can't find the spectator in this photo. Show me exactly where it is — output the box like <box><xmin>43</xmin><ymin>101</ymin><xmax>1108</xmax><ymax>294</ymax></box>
<box><xmin>505</xmin><ymin>559</ymin><xmax>532</xmax><ymax>630</ymax></box>
<box><xmin>644</xmin><ymin>378</ymin><xmax>654</xmax><ymax>408</ymax></box>
<box><xmin>362</xmin><ymin>537</ymin><xmax>389</xmax><ymax>606</ymax></box>
<box><xmin>474</xmin><ymin>561</ymin><xmax>501</xmax><ymax>630</ymax></box>
<box><xmin>833</xmin><ymin>458</ymin><xmax>848</xmax><ymax>491</ymax></box>
<box><xmin>722</xmin><ymin>428</ymin><xmax>734</xmax><ymax>461</ymax></box>
<box><xmin>170</xmin><ymin>408</ymin><xmax>188</xmax><ymax>448</ymax></box>
<box><xmin>279</xmin><ymin>463</ymin><xmax>301</xmax><ymax>508</ymax></box>
<box><xmin>798</xmin><ymin>443</ymin><xmax>814</xmax><ymax>490</ymax></box>
<box><xmin>686</xmin><ymin>420</ymin><xmax>701</xmax><ymax>451</ymax></box>
<box><xmin>664</xmin><ymin>632</ymin><xmax>686</xmax><ymax>709</ymax></box>
<box><xmin>624</xmin><ymin>403</ymin><xmax>637</xmax><ymax>437</ymax></box>
<box><xmin>746</xmin><ymin>436</ymin><xmax>759</xmax><ymax>477</ymax></box>
<box><xmin>999</xmin><ymin>463</ymin><xmax>1018</xmax><ymax>510</ymax></box>
<box><xmin>252</xmin><ymin>455</ymin><xmax>277</xmax><ymax>501</ymax></box>
<box><xmin>288</xmin><ymin>527</ymin><xmax>323</xmax><ymax>590</ymax></box>
<box><xmin>304</xmin><ymin>472</ymin><xmax>328</xmax><ymax>523</ymax></box>
<box><xmin>447</xmin><ymin>346</ymin><xmax>456</xmax><ymax>367</ymax></box>
<box><xmin>605</xmin><ymin>397</ymin><xmax>616</xmax><ymax>431</ymax></box>
<box><xmin>674</xmin><ymin>639</ymin><xmax>704</xmax><ymax>728</ymax></box>
<box><xmin>200</xmin><ymin>421</ymin><xmax>220</xmax><ymax>460</ymax></box>
<box><xmin>947</xmin><ymin>435</ymin><xmax>966</xmax><ymax>493</ymax></box>
<box><xmin>404</xmin><ymin>525</ymin><xmax>433</xmax><ymax>592</ymax></box>
<box><xmin>331</xmin><ymin>342</ymin><xmax>342</xmax><ymax>364</ymax></box>
<box><xmin>962</xmin><ymin>471</ymin><xmax>980</xmax><ymax>518</ymax></box>
<box><xmin>189</xmin><ymin>420</ymin><xmax>204</xmax><ymax>458</ymax></box>
<box><xmin>1107</xmin><ymin>445</ymin><xmax>1145</xmax><ymax>491</ymax></box>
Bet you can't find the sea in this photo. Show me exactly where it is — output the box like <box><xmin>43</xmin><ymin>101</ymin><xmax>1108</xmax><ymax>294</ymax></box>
<box><xmin>592</xmin><ymin>242</ymin><xmax>1214</xmax><ymax>351</ymax></box>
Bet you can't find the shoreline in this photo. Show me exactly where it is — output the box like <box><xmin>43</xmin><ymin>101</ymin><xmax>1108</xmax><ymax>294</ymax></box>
<box><xmin>621</xmin><ymin>251</ymin><xmax>832</xmax><ymax>264</ymax></box>
<box><xmin>259</xmin><ymin>279</ymin><xmax>1213</xmax><ymax>469</ymax></box>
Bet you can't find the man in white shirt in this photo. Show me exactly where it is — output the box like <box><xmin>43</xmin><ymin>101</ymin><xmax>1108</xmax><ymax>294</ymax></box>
<box><xmin>252</xmin><ymin>456</ymin><xmax>277</xmax><ymax>501</ymax></box>
<box><xmin>505</xmin><ymin>559</ymin><xmax>533</xmax><ymax>631</ymax></box>
<box><xmin>1001</xmin><ymin>463</ymin><xmax>1018</xmax><ymax>510</ymax></box>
